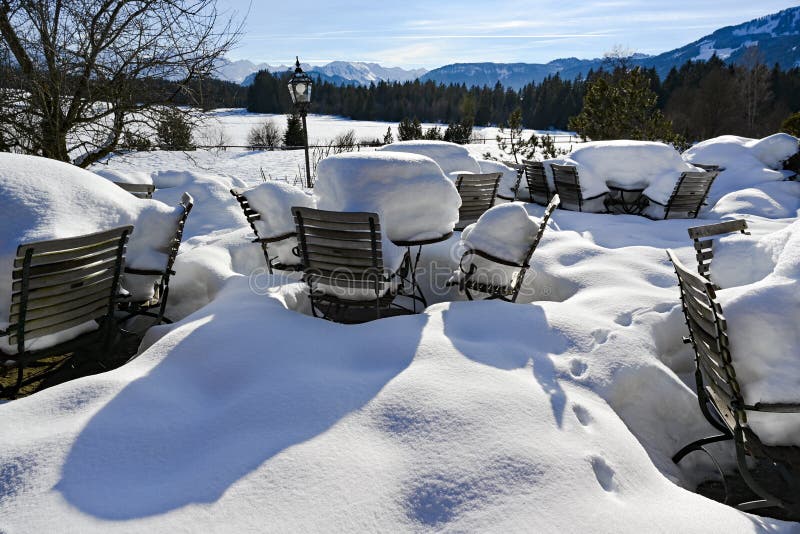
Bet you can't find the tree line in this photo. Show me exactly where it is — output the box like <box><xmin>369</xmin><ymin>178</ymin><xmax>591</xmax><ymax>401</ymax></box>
<box><xmin>246</xmin><ymin>51</ymin><xmax>800</xmax><ymax>142</ymax></box>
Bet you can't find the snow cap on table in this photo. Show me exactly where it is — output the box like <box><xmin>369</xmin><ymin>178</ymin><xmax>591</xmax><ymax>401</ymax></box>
<box><xmin>314</xmin><ymin>151</ymin><xmax>461</xmax><ymax>245</ymax></box>
<box><xmin>93</xmin><ymin>168</ymin><xmax>154</xmax><ymax>185</ymax></box>
<box><xmin>377</xmin><ymin>140</ymin><xmax>482</xmax><ymax>176</ymax></box>
<box><xmin>548</xmin><ymin>140</ymin><xmax>696</xmax><ymax>205</ymax></box>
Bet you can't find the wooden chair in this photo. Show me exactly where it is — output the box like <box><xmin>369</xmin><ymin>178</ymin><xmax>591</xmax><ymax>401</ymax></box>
<box><xmin>118</xmin><ymin>193</ymin><xmax>193</xmax><ymax>325</ymax></box>
<box><xmin>231</xmin><ymin>188</ymin><xmax>300</xmax><ymax>274</ymax></box>
<box><xmin>522</xmin><ymin>159</ymin><xmax>553</xmax><ymax>205</ymax></box>
<box><xmin>646</xmin><ymin>170</ymin><xmax>718</xmax><ymax>219</ymax></box>
<box><xmin>113</xmin><ymin>182</ymin><xmax>155</xmax><ymax>199</ymax></box>
<box><xmin>550</xmin><ymin>164</ymin><xmax>605</xmax><ymax>212</ymax></box>
<box><xmin>454</xmin><ymin>172</ymin><xmax>502</xmax><ymax>230</ymax></box>
<box><xmin>292</xmin><ymin>207</ymin><xmax>413</xmax><ymax>324</ymax></box>
<box><xmin>450</xmin><ymin>194</ymin><xmax>560</xmax><ymax>302</ymax></box>
<box><xmin>668</xmin><ymin>250</ymin><xmax>800</xmax><ymax>515</ymax></box>
<box><xmin>0</xmin><ymin>226</ymin><xmax>133</xmax><ymax>399</ymax></box>
<box><xmin>687</xmin><ymin>219</ymin><xmax>749</xmax><ymax>286</ymax></box>
<box><xmin>497</xmin><ymin>161</ymin><xmax>525</xmax><ymax>201</ymax></box>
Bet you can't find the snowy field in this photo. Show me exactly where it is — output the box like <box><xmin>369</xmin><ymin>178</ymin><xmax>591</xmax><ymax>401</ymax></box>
<box><xmin>1</xmin><ymin>115</ymin><xmax>799</xmax><ymax>532</ymax></box>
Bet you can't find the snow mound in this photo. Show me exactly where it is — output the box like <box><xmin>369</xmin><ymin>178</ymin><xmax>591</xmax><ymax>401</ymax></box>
<box><xmin>477</xmin><ymin>159</ymin><xmax>520</xmax><ymax>199</ymax></box>
<box><xmin>714</xmin><ymin>220</ymin><xmax>800</xmax><ymax>445</ymax></box>
<box><xmin>683</xmin><ymin>134</ymin><xmax>799</xmax><ymax>208</ymax></box>
<box><xmin>93</xmin><ymin>168</ymin><xmax>153</xmax><ymax>185</ymax></box>
<box><xmin>239</xmin><ymin>182</ymin><xmax>315</xmax><ymax>266</ymax></box>
<box><xmin>377</xmin><ymin>140</ymin><xmax>482</xmax><ymax>176</ymax></box>
<box><xmin>458</xmin><ymin>203</ymin><xmax>540</xmax><ymax>288</ymax></box>
<box><xmin>0</xmin><ymin>153</ymin><xmax>182</xmax><ymax>351</ymax></box>
<box><xmin>550</xmin><ymin>140</ymin><xmax>697</xmax><ymax>205</ymax></box>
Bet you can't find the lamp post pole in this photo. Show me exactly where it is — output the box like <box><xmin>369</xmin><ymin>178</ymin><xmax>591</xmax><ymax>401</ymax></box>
<box><xmin>301</xmin><ymin>110</ymin><xmax>311</xmax><ymax>189</ymax></box>
<box><xmin>288</xmin><ymin>57</ymin><xmax>314</xmax><ymax>189</ymax></box>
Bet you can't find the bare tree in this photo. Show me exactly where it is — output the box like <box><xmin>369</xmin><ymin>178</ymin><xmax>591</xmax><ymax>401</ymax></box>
<box><xmin>736</xmin><ymin>46</ymin><xmax>772</xmax><ymax>136</ymax></box>
<box><xmin>0</xmin><ymin>0</ymin><xmax>239</xmax><ymax>166</ymax></box>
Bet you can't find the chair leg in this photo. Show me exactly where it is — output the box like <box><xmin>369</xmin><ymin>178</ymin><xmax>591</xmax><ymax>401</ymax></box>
<box><xmin>672</xmin><ymin>433</ymin><xmax>732</xmax><ymax>464</ymax></box>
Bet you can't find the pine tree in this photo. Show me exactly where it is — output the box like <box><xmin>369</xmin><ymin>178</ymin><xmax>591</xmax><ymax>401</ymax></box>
<box><xmin>398</xmin><ymin>117</ymin><xmax>423</xmax><ymax>140</ymax></box>
<box><xmin>569</xmin><ymin>67</ymin><xmax>682</xmax><ymax>146</ymax></box>
<box><xmin>284</xmin><ymin>112</ymin><xmax>305</xmax><ymax>147</ymax></box>
<box><xmin>383</xmin><ymin>127</ymin><xmax>394</xmax><ymax>144</ymax></box>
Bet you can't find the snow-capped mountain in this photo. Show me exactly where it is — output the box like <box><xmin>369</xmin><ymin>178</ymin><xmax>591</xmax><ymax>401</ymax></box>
<box><xmin>215</xmin><ymin>59</ymin><xmax>427</xmax><ymax>86</ymax></box>
<box><xmin>422</xmin><ymin>6</ymin><xmax>800</xmax><ymax>88</ymax></box>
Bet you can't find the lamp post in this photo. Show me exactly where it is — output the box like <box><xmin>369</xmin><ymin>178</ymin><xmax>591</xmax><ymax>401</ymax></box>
<box><xmin>288</xmin><ymin>56</ymin><xmax>313</xmax><ymax>188</ymax></box>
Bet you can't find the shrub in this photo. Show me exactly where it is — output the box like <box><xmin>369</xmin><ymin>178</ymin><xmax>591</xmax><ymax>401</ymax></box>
<box><xmin>248</xmin><ymin>119</ymin><xmax>282</xmax><ymax>148</ymax></box>
<box><xmin>781</xmin><ymin>111</ymin><xmax>800</xmax><ymax>138</ymax></box>
<box><xmin>155</xmin><ymin>108</ymin><xmax>194</xmax><ymax>150</ymax></box>
<box><xmin>398</xmin><ymin>117</ymin><xmax>423</xmax><ymax>141</ymax></box>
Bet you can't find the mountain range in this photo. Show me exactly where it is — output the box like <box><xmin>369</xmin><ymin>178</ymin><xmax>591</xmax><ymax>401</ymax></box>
<box><xmin>215</xmin><ymin>6</ymin><xmax>800</xmax><ymax>90</ymax></box>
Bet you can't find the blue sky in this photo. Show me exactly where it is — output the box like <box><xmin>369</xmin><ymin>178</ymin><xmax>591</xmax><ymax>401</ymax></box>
<box><xmin>220</xmin><ymin>1</ymin><xmax>800</xmax><ymax>68</ymax></box>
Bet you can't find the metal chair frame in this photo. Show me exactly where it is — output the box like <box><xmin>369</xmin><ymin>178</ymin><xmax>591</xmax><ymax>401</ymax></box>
<box><xmin>118</xmin><ymin>193</ymin><xmax>193</xmax><ymax>325</ymax></box>
<box><xmin>668</xmin><ymin>250</ymin><xmax>800</xmax><ymax>515</ymax></box>
<box><xmin>451</xmin><ymin>194</ymin><xmax>560</xmax><ymax>302</ymax></box>
<box><xmin>0</xmin><ymin>226</ymin><xmax>133</xmax><ymax>398</ymax></box>
<box><xmin>292</xmin><ymin>207</ymin><xmax>413</xmax><ymax>324</ymax></box>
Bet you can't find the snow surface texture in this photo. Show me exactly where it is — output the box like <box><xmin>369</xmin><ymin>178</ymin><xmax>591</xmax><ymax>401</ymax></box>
<box><xmin>1</xmin><ymin>117</ymin><xmax>800</xmax><ymax>530</ymax></box>
<box><xmin>0</xmin><ymin>154</ymin><xmax>182</xmax><ymax>352</ymax></box>
<box><xmin>239</xmin><ymin>181</ymin><xmax>315</xmax><ymax>266</ymax></box>
<box><xmin>457</xmin><ymin>203</ymin><xmax>540</xmax><ymax>288</ymax></box>
<box><xmin>377</xmin><ymin>140</ymin><xmax>482</xmax><ymax>176</ymax></box>
<box><xmin>547</xmin><ymin>140</ymin><xmax>699</xmax><ymax>206</ymax></box>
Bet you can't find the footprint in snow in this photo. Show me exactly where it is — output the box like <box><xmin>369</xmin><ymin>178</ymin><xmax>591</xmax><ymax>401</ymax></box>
<box><xmin>590</xmin><ymin>456</ymin><xmax>618</xmax><ymax>493</ymax></box>
<box><xmin>569</xmin><ymin>359</ymin><xmax>588</xmax><ymax>378</ymax></box>
<box><xmin>572</xmin><ymin>404</ymin><xmax>593</xmax><ymax>427</ymax></box>
<box><xmin>614</xmin><ymin>311</ymin><xmax>633</xmax><ymax>327</ymax></box>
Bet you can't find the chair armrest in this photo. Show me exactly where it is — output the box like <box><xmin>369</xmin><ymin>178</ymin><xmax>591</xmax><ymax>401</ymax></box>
<box><xmin>125</xmin><ymin>267</ymin><xmax>167</xmax><ymax>276</ymax></box>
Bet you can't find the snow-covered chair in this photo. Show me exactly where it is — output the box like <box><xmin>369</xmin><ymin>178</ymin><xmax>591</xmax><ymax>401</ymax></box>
<box><xmin>687</xmin><ymin>219</ymin><xmax>749</xmax><ymax>286</ymax></box>
<box><xmin>668</xmin><ymin>250</ymin><xmax>800</xmax><ymax>515</ymax></box>
<box><xmin>454</xmin><ymin>172</ymin><xmax>502</xmax><ymax>230</ymax></box>
<box><xmin>113</xmin><ymin>182</ymin><xmax>155</xmax><ymax>199</ymax></box>
<box><xmin>522</xmin><ymin>159</ymin><xmax>553</xmax><ymax>206</ymax></box>
<box><xmin>497</xmin><ymin>161</ymin><xmax>525</xmax><ymax>201</ymax></box>
<box><xmin>550</xmin><ymin>164</ymin><xmax>606</xmax><ymax>212</ymax></box>
<box><xmin>0</xmin><ymin>226</ymin><xmax>133</xmax><ymax>399</ymax></box>
<box><xmin>230</xmin><ymin>188</ymin><xmax>299</xmax><ymax>274</ymax></box>
<box><xmin>451</xmin><ymin>194</ymin><xmax>559</xmax><ymax>302</ymax></box>
<box><xmin>118</xmin><ymin>193</ymin><xmax>193</xmax><ymax>325</ymax></box>
<box><xmin>644</xmin><ymin>170</ymin><xmax>718</xmax><ymax>219</ymax></box>
<box><xmin>292</xmin><ymin>207</ymin><xmax>413</xmax><ymax>324</ymax></box>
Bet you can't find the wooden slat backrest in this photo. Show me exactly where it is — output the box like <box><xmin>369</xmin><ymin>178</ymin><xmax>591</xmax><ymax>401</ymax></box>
<box><xmin>664</xmin><ymin>171</ymin><xmax>718</xmax><ymax>219</ymax></box>
<box><xmin>668</xmin><ymin>250</ymin><xmax>745</xmax><ymax>430</ymax></box>
<box><xmin>8</xmin><ymin>226</ymin><xmax>133</xmax><ymax>350</ymax></box>
<box><xmin>165</xmin><ymin>193</ymin><xmax>193</xmax><ymax>273</ymax></box>
<box><xmin>113</xmin><ymin>182</ymin><xmax>155</xmax><ymax>199</ymax></box>
<box><xmin>687</xmin><ymin>219</ymin><xmax>749</xmax><ymax>281</ymax></box>
<box><xmin>293</xmin><ymin>207</ymin><xmax>386</xmax><ymax>293</ymax></box>
<box><xmin>522</xmin><ymin>160</ymin><xmax>551</xmax><ymax>205</ymax></box>
<box><xmin>455</xmin><ymin>172</ymin><xmax>501</xmax><ymax>229</ymax></box>
<box><xmin>550</xmin><ymin>164</ymin><xmax>583</xmax><ymax>211</ymax></box>
<box><xmin>230</xmin><ymin>188</ymin><xmax>262</xmax><ymax>234</ymax></box>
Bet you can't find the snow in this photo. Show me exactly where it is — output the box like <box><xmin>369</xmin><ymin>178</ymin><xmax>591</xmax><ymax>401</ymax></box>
<box><xmin>314</xmin><ymin>151</ymin><xmax>461</xmax><ymax>273</ymax></box>
<box><xmin>377</xmin><ymin>140</ymin><xmax>482</xmax><ymax>176</ymax></box>
<box><xmin>457</xmin><ymin>203</ymin><xmax>540</xmax><ymax>288</ymax></box>
<box><xmin>2</xmin><ymin>110</ymin><xmax>800</xmax><ymax>530</ymax></box>
<box><xmin>0</xmin><ymin>153</ymin><xmax>182</xmax><ymax>352</ymax></box>
<box><xmin>238</xmin><ymin>181</ymin><xmax>315</xmax><ymax>266</ymax></box>
<box><xmin>547</xmin><ymin>140</ymin><xmax>698</xmax><ymax>208</ymax></box>
<box><xmin>683</xmin><ymin>133</ymin><xmax>800</xmax><ymax>217</ymax></box>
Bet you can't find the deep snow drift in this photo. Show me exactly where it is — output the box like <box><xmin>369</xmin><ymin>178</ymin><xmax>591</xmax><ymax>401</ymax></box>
<box><xmin>1</xmin><ymin>131</ymin><xmax>800</xmax><ymax>532</ymax></box>
<box><xmin>377</xmin><ymin>140</ymin><xmax>482</xmax><ymax>177</ymax></box>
